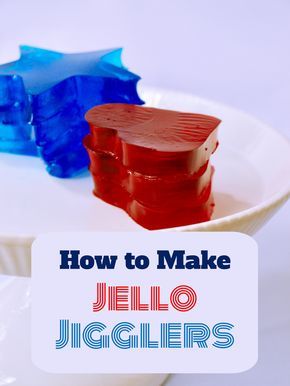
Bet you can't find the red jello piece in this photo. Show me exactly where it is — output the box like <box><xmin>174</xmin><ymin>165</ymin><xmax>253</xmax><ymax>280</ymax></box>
<box><xmin>128</xmin><ymin>194</ymin><xmax>215</xmax><ymax>230</ymax></box>
<box><xmin>84</xmin><ymin>133</ymin><xmax>214</xmax><ymax>208</ymax></box>
<box><xmin>84</xmin><ymin>104</ymin><xmax>221</xmax><ymax>229</ymax></box>
<box><xmin>85</xmin><ymin>104</ymin><xmax>220</xmax><ymax>176</ymax></box>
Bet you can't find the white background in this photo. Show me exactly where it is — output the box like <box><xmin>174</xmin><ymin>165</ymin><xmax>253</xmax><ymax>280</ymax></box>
<box><xmin>1</xmin><ymin>0</ymin><xmax>289</xmax><ymax>384</ymax></box>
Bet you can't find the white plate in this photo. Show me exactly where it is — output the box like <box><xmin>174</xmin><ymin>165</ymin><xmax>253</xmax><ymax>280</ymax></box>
<box><xmin>0</xmin><ymin>86</ymin><xmax>290</xmax><ymax>276</ymax></box>
<box><xmin>0</xmin><ymin>274</ymin><xmax>168</xmax><ymax>386</ymax></box>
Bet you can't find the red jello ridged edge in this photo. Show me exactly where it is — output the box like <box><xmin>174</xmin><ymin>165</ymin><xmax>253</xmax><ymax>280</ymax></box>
<box><xmin>85</xmin><ymin>103</ymin><xmax>220</xmax><ymax>176</ymax></box>
<box><xmin>84</xmin><ymin>134</ymin><xmax>214</xmax><ymax>209</ymax></box>
<box><xmin>128</xmin><ymin>194</ymin><xmax>215</xmax><ymax>230</ymax></box>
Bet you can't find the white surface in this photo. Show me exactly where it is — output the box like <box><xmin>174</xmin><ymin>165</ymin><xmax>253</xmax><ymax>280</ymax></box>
<box><xmin>0</xmin><ymin>0</ymin><xmax>290</xmax><ymax>385</ymax></box>
<box><xmin>0</xmin><ymin>87</ymin><xmax>289</xmax><ymax>238</ymax></box>
<box><xmin>0</xmin><ymin>275</ymin><xmax>167</xmax><ymax>386</ymax></box>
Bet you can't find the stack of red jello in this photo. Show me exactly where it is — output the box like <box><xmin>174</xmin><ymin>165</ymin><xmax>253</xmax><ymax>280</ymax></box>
<box><xmin>84</xmin><ymin>104</ymin><xmax>221</xmax><ymax>230</ymax></box>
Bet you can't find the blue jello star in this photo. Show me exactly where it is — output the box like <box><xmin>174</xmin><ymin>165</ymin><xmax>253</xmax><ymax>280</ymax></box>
<box><xmin>0</xmin><ymin>46</ymin><xmax>143</xmax><ymax>177</ymax></box>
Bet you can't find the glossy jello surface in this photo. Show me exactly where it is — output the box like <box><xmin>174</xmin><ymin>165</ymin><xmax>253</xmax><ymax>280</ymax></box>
<box><xmin>0</xmin><ymin>75</ymin><xmax>36</xmax><ymax>155</ymax></box>
<box><xmin>0</xmin><ymin>46</ymin><xmax>143</xmax><ymax>177</ymax></box>
<box><xmin>86</xmin><ymin>103</ymin><xmax>220</xmax><ymax>176</ymax></box>
<box><xmin>85</xmin><ymin>104</ymin><xmax>221</xmax><ymax>229</ymax></box>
